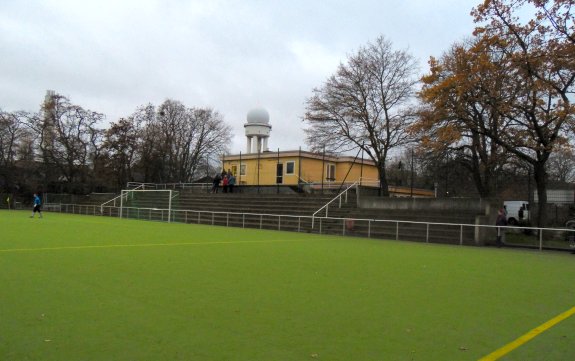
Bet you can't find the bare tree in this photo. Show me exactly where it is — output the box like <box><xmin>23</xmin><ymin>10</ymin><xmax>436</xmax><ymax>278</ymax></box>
<box><xmin>0</xmin><ymin>109</ymin><xmax>34</xmax><ymax>191</ymax></box>
<box><xmin>182</xmin><ymin>107</ymin><xmax>231</xmax><ymax>181</ymax></box>
<box><xmin>133</xmin><ymin>100</ymin><xmax>232</xmax><ymax>183</ymax></box>
<box><xmin>0</xmin><ymin>110</ymin><xmax>26</xmax><ymax>168</ymax></box>
<box><xmin>547</xmin><ymin>147</ymin><xmax>575</xmax><ymax>183</ymax></box>
<box><xmin>304</xmin><ymin>36</ymin><xmax>418</xmax><ymax>195</ymax></box>
<box><xmin>102</xmin><ymin>117</ymin><xmax>142</xmax><ymax>190</ymax></box>
<box><xmin>28</xmin><ymin>93</ymin><xmax>104</xmax><ymax>192</ymax></box>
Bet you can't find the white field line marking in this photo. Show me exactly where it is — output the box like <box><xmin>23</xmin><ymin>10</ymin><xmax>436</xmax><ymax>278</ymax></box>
<box><xmin>0</xmin><ymin>239</ymin><xmax>308</xmax><ymax>254</ymax></box>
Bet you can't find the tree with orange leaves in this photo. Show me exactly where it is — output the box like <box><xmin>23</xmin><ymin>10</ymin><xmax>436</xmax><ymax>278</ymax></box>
<box><xmin>418</xmin><ymin>0</ymin><xmax>574</xmax><ymax>225</ymax></box>
<box><xmin>415</xmin><ymin>38</ymin><xmax>513</xmax><ymax>198</ymax></box>
<box><xmin>472</xmin><ymin>0</ymin><xmax>575</xmax><ymax>226</ymax></box>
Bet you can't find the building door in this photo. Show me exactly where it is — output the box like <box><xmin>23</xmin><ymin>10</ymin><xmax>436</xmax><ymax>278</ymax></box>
<box><xmin>276</xmin><ymin>163</ymin><xmax>283</xmax><ymax>184</ymax></box>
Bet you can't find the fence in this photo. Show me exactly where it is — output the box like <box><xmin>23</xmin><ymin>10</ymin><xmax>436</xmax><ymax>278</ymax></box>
<box><xmin>44</xmin><ymin>203</ymin><xmax>575</xmax><ymax>252</ymax></box>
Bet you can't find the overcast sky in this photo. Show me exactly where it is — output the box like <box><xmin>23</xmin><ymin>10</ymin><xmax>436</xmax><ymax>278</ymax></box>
<box><xmin>1</xmin><ymin>0</ymin><xmax>480</xmax><ymax>153</ymax></box>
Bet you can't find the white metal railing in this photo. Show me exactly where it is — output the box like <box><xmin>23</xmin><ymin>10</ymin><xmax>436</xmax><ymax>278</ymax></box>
<box><xmin>45</xmin><ymin>203</ymin><xmax>575</xmax><ymax>251</ymax></box>
<box><xmin>100</xmin><ymin>183</ymin><xmax>146</xmax><ymax>213</ymax></box>
<box><xmin>358</xmin><ymin>177</ymin><xmax>380</xmax><ymax>187</ymax></box>
<box><xmin>312</xmin><ymin>181</ymin><xmax>359</xmax><ymax>227</ymax></box>
<box><xmin>127</xmin><ymin>182</ymin><xmax>211</xmax><ymax>191</ymax></box>
<box><xmin>127</xmin><ymin>182</ymin><xmax>157</xmax><ymax>189</ymax></box>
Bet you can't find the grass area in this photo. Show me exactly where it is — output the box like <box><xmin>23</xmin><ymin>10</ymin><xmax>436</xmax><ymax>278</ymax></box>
<box><xmin>1</xmin><ymin>210</ymin><xmax>575</xmax><ymax>360</ymax></box>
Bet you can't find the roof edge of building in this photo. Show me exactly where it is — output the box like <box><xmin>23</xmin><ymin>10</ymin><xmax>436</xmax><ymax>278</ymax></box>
<box><xmin>223</xmin><ymin>150</ymin><xmax>376</xmax><ymax>165</ymax></box>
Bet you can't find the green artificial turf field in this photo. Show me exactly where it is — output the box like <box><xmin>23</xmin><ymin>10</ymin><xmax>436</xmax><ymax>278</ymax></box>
<box><xmin>1</xmin><ymin>210</ymin><xmax>574</xmax><ymax>360</ymax></box>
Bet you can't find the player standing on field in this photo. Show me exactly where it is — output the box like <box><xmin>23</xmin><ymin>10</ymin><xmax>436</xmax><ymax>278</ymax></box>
<box><xmin>30</xmin><ymin>193</ymin><xmax>43</xmax><ymax>218</ymax></box>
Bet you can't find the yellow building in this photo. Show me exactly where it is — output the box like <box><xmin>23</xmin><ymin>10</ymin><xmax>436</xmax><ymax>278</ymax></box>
<box><xmin>222</xmin><ymin>107</ymin><xmax>434</xmax><ymax>197</ymax></box>
<box><xmin>222</xmin><ymin>150</ymin><xmax>379</xmax><ymax>187</ymax></box>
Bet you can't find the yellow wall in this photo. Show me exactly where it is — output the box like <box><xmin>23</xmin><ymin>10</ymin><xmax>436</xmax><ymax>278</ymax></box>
<box><xmin>223</xmin><ymin>155</ymin><xmax>379</xmax><ymax>186</ymax></box>
<box><xmin>335</xmin><ymin>161</ymin><xmax>379</xmax><ymax>185</ymax></box>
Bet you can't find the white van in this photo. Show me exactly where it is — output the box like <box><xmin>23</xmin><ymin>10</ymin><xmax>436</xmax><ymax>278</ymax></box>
<box><xmin>504</xmin><ymin>201</ymin><xmax>529</xmax><ymax>225</ymax></box>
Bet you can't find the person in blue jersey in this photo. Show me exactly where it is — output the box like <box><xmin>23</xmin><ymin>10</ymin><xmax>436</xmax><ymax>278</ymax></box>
<box><xmin>30</xmin><ymin>193</ymin><xmax>43</xmax><ymax>218</ymax></box>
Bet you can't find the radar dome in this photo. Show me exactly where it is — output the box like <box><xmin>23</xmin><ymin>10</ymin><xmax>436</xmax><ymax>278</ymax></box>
<box><xmin>246</xmin><ymin>108</ymin><xmax>270</xmax><ymax>124</ymax></box>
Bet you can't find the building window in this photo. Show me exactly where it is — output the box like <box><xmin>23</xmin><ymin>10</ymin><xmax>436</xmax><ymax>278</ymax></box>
<box><xmin>285</xmin><ymin>161</ymin><xmax>295</xmax><ymax>175</ymax></box>
<box><xmin>326</xmin><ymin>164</ymin><xmax>336</xmax><ymax>181</ymax></box>
<box><xmin>240</xmin><ymin>164</ymin><xmax>246</xmax><ymax>176</ymax></box>
<box><xmin>231</xmin><ymin>165</ymin><xmax>238</xmax><ymax>176</ymax></box>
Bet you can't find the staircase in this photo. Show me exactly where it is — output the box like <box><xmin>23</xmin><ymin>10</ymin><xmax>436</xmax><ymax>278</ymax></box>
<box><xmin>73</xmin><ymin>188</ymin><xmax>490</xmax><ymax>246</ymax></box>
<box><xmin>174</xmin><ymin>192</ymin><xmax>333</xmax><ymax>216</ymax></box>
<box><xmin>173</xmin><ymin>189</ymin><xmax>485</xmax><ymax>245</ymax></box>
<box><xmin>319</xmin><ymin>190</ymin><xmax>485</xmax><ymax>245</ymax></box>
<box><xmin>168</xmin><ymin>191</ymin><xmax>333</xmax><ymax>232</ymax></box>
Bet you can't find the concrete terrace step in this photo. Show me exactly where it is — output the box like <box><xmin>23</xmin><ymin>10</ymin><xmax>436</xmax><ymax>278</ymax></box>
<box><xmin>176</xmin><ymin>198</ymin><xmax>335</xmax><ymax>206</ymax></box>
<box><xmin>173</xmin><ymin>192</ymin><xmax>336</xmax><ymax>215</ymax></box>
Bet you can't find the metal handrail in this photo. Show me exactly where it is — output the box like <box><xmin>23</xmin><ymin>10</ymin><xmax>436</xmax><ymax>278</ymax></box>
<box><xmin>127</xmin><ymin>182</ymin><xmax>157</xmax><ymax>189</ymax></box>
<box><xmin>127</xmin><ymin>182</ymin><xmax>212</xmax><ymax>190</ymax></box>
<box><xmin>100</xmin><ymin>183</ymin><xmax>145</xmax><ymax>212</ymax></box>
<box><xmin>357</xmin><ymin>178</ymin><xmax>380</xmax><ymax>187</ymax></box>
<box><xmin>312</xmin><ymin>181</ymin><xmax>359</xmax><ymax>227</ymax></box>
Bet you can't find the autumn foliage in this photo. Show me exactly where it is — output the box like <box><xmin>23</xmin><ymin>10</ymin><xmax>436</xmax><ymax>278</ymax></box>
<box><xmin>414</xmin><ymin>0</ymin><xmax>575</xmax><ymax>225</ymax></box>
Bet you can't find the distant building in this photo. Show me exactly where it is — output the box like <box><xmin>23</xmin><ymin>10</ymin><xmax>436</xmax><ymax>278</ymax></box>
<box><xmin>222</xmin><ymin>108</ymin><xmax>433</xmax><ymax>197</ymax></box>
<box><xmin>223</xmin><ymin>149</ymin><xmax>379</xmax><ymax>187</ymax></box>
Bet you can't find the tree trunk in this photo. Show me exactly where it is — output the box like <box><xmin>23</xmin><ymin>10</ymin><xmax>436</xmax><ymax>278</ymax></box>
<box><xmin>470</xmin><ymin>166</ymin><xmax>491</xmax><ymax>198</ymax></box>
<box><xmin>378</xmin><ymin>164</ymin><xmax>390</xmax><ymax>197</ymax></box>
<box><xmin>532</xmin><ymin>162</ymin><xmax>547</xmax><ymax>227</ymax></box>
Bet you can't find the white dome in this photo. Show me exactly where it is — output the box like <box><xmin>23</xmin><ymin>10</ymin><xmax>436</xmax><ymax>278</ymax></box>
<box><xmin>246</xmin><ymin>108</ymin><xmax>270</xmax><ymax>124</ymax></box>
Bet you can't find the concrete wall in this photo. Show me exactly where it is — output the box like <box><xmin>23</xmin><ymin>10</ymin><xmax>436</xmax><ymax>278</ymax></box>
<box><xmin>358</xmin><ymin>195</ymin><xmax>501</xmax><ymax>245</ymax></box>
<box><xmin>358</xmin><ymin>196</ymin><xmax>496</xmax><ymax>213</ymax></box>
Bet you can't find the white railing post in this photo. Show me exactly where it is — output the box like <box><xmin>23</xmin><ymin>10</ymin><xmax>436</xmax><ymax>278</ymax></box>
<box><xmin>369</xmin><ymin>220</ymin><xmax>373</xmax><ymax>238</ymax></box>
<box><xmin>168</xmin><ymin>190</ymin><xmax>172</xmax><ymax>223</ymax></box>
